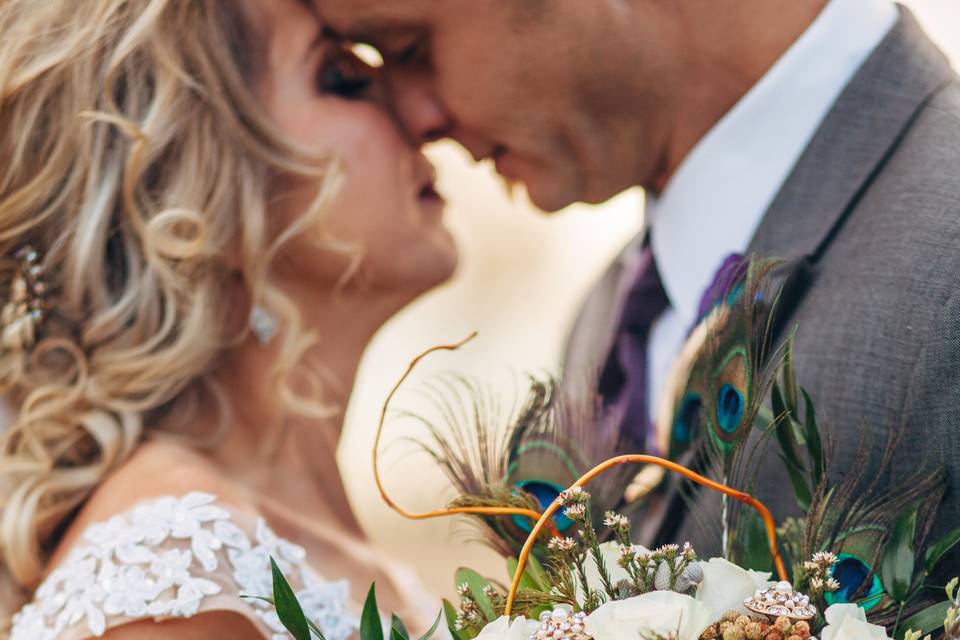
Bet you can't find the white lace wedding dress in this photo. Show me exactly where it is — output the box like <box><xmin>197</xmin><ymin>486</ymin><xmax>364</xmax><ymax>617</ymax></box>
<box><xmin>9</xmin><ymin>492</ymin><xmax>399</xmax><ymax>640</ymax></box>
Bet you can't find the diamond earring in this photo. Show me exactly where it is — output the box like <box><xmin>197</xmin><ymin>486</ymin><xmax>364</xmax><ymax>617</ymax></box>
<box><xmin>249</xmin><ymin>304</ymin><xmax>278</xmax><ymax>344</ymax></box>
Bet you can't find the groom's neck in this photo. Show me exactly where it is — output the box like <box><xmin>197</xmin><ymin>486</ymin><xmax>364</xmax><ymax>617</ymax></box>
<box><xmin>646</xmin><ymin>0</ymin><xmax>828</xmax><ymax>193</ymax></box>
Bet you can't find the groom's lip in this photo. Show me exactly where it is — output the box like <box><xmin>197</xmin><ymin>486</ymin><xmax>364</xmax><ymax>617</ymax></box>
<box><xmin>492</xmin><ymin>147</ymin><xmax>515</xmax><ymax>178</ymax></box>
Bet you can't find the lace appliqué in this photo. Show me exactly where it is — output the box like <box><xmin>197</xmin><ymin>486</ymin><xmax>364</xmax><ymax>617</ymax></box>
<box><xmin>10</xmin><ymin>492</ymin><xmax>360</xmax><ymax>640</ymax></box>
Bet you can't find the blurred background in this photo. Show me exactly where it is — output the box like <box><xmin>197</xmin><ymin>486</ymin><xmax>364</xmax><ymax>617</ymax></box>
<box><xmin>339</xmin><ymin>1</ymin><xmax>960</xmax><ymax>599</ymax></box>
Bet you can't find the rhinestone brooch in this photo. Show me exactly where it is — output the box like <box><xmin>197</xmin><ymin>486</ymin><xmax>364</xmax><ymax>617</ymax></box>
<box><xmin>529</xmin><ymin>607</ymin><xmax>592</xmax><ymax>640</ymax></box>
<box><xmin>743</xmin><ymin>581</ymin><xmax>816</xmax><ymax>621</ymax></box>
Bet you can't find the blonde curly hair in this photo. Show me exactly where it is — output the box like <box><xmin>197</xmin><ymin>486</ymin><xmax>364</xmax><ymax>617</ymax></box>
<box><xmin>0</xmin><ymin>0</ymin><xmax>346</xmax><ymax>595</ymax></box>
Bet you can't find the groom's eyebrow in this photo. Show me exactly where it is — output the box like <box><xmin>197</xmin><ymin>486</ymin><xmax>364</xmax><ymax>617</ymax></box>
<box><xmin>346</xmin><ymin>17</ymin><xmax>418</xmax><ymax>42</ymax></box>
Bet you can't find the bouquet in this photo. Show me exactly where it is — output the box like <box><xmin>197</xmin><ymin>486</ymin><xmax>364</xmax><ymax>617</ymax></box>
<box><xmin>261</xmin><ymin>258</ymin><xmax>960</xmax><ymax>640</ymax></box>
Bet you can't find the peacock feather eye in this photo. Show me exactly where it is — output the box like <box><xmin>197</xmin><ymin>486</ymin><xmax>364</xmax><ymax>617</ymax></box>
<box><xmin>823</xmin><ymin>553</ymin><xmax>885</xmax><ymax>612</ymax></box>
<box><xmin>511</xmin><ymin>480</ymin><xmax>574</xmax><ymax>533</ymax></box>
<box><xmin>672</xmin><ymin>393</ymin><xmax>701</xmax><ymax>444</ymax></box>
<box><xmin>717</xmin><ymin>384</ymin><xmax>744</xmax><ymax>434</ymax></box>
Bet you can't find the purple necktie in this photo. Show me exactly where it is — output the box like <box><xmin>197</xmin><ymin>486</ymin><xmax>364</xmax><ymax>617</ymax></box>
<box><xmin>598</xmin><ymin>248</ymin><xmax>746</xmax><ymax>452</ymax></box>
<box><xmin>598</xmin><ymin>241</ymin><xmax>669</xmax><ymax>449</ymax></box>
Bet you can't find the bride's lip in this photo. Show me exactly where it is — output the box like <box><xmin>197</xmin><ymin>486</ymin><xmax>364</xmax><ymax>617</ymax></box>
<box><xmin>419</xmin><ymin>182</ymin><xmax>445</xmax><ymax>202</ymax></box>
<box><xmin>417</xmin><ymin>179</ymin><xmax>446</xmax><ymax>221</ymax></box>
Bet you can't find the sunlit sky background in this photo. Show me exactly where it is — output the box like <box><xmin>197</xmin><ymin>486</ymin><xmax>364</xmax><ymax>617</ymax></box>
<box><xmin>339</xmin><ymin>2</ymin><xmax>960</xmax><ymax>598</ymax></box>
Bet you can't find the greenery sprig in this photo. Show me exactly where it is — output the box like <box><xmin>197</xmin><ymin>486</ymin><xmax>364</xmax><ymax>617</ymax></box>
<box><xmin>242</xmin><ymin>557</ymin><xmax>442</xmax><ymax>640</ymax></box>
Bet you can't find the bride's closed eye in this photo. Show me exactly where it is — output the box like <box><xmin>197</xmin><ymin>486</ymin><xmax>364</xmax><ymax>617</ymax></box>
<box><xmin>317</xmin><ymin>47</ymin><xmax>373</xmax><ymax>99</ymax></box>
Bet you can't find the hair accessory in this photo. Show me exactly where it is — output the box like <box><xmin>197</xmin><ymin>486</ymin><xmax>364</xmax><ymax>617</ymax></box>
<box><xmin>249</xmin><ymin>304</ymin><xmax>278</xmax><ymax>344</ymax></box>
<box><xmin>1</xmin><ymin>246</ymin><xmax>49</xmax><ymax>351</ymax></box>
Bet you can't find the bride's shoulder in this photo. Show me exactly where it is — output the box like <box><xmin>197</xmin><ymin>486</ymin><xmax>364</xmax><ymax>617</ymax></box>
<box><xmin>11</xmin><ymin>441</ymin><xmax>358</xmax><ymax>640</ymax></box>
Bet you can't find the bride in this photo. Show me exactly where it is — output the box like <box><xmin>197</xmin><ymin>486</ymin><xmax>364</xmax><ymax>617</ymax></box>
<box><xmin>0</xmin><ymin>0</ymin><xmax>457</xmax><ymax>637</ymax></box>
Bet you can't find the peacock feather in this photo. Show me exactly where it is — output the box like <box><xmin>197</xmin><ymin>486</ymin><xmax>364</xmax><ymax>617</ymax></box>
<box><xmin>404</xmin><ymin>374</ymin><xmax>635</xmax><ymax>558</ymax></box>
<box><xmin>655</xmin><ymin>257</ymin><xmax>786</xmax><ymax>473</ymax></box>
<box><xmin>680</xmin><ymin>272</ymin><xmax>953</xmax><ymax>625</ymax></box>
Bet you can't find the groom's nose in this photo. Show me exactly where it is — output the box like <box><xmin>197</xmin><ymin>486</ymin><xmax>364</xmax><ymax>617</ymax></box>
<box><xmin>388</xmin><ymin>74</ymin><xmax>453</xmax><ymax>145</ymax></box>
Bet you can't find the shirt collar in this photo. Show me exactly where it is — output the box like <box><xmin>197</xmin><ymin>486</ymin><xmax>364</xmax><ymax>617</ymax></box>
<box><xmin>647</xmin><ymin>0</ymin><xmax>897</xmax><ymax>324</ymax></box>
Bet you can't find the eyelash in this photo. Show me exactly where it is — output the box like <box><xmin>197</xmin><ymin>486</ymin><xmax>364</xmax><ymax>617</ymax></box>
<box><xmin>317</xmin><ymin>55</ymin><xmax>372</xmax><ymax>99</ymax></box>
<box><xmin>395</xmin><ymin>39</ymin><xmax>426</xmax><ymax>66</ymax></box>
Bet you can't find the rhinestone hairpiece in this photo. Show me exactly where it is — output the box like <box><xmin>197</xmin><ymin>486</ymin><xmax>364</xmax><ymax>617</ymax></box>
<box><xmin>1</xmin><ymin>246</ymin><xmax>49</xmax><ymax>350</ymax></box>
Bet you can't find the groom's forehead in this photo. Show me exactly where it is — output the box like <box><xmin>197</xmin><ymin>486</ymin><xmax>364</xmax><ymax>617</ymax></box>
<box><xmin>318</xmin><ymin>0</ymin><xmax>440</xmax><ymax>37</ymax></box>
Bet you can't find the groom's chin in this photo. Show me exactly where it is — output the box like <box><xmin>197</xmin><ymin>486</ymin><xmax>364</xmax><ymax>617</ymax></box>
<box><xmin>520</xmin><ymin>177</ymin><xmax>579</xmax><ymax>214</ymax></box>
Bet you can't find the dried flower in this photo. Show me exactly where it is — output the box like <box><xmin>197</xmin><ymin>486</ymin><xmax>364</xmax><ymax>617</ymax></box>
<box><xmin>604</xmin><ymin>512</ymin><xmax>629</xmax><ymax>529</ymax></box>
<box><xmin>559</xmin><ymin>487</ymin><xmax>587</xmax><ymax>505</ymax></box>
<box><xmin>548</xmin><ymin>536</ymin><xmax>578</xmax><ymax>552</ymax></box>
<box><xmin>564</xmin><ymin>503</ymin><xmax>586</xmax><ymax>520</ymax></box>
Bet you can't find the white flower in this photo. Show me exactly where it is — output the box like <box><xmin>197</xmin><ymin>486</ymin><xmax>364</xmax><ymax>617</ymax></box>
<box><xmin>822</xmin><ymin>603</ymin><xmax>891</xmax><ymax>640</ymax></box>
<box><xmin>696</xmin><ymin>558</ymin><xmax>775</xmax><ymax>622</ymax></box>
<box><xmin>585</xmin><ymin>590</ymin><xmax>713</xmax><ymax>640</ymax></box>
<box><xmin>475</xmin><ymin>615</ymin><xmax>539</xmax><ymax>640</ymax></box>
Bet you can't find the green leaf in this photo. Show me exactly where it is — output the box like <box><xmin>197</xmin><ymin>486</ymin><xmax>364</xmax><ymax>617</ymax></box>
<box><xmin>800</xmin><ymin>389</ymin><xmax>824</xmax><ymax>485</ymax></box>
<box><xmin>782</xmin><ymin>346</ymin><xmax>798</xmax><ymax>416</ymax></box>
<box><xmin>754</xmin><ymin>405</ymin><xmax>775</xmax><ymax>432</ymax></box>
<box><xmin>417</xmin><ymin>610</ymin><xmax>444</xmax><ymax>640</ymax></box>
<box><xmin>271</xmin><ymin>557</ymin><xmax>312</xmax><ymax>640</ymax></box>
<box><xmin>525</xmin><ymin>554</ymin><xmax>550</xmax><ymax>591</ymax></box>
<box><xmin>881</xmin><ymin>508</ymin><xmax>918</xmax><ymax>602</ymax></box>
<box><xmin>455</xmin><ymin>567</ymin><xmax>496</xmax><ymax>621</ymax></box>
<box><xmin>391</xmin><ymin>614</ymin><xmax>410</xmax><ymax>640</ymax></box>
<box><xmin>896</xmin><ymin>601</ymin><xmax>951</xmax><ymax>639</ymax></box>
<box><xmin>361</xmin><ymin>584</ymin><xmax>384</xmax><ymax>640</ymax></box>
<box><xmin>771</xmin><ymin>385</ymin><xmax>805</xmax><ymax>471</ymax></box>
<box><xmin>443</xmin><ymin>599</ymin><xmax>465</xmax><ymax>640</ymax></box>
<box><xmin>735</xmin><ymin>510</ymin><xmax>774</xmax><ymax>572</ymax></box>
<box><xmin>778</xmin><ymin>453</ymin><xmax>812</xmax><ymax>511</ymax></box>
<box><xmin>925</xmin><ymin>527</ymin><xmax>960</xmax><ymax>574</ymax></box>
<box><xmin>507</xmin><ymin>557</ymin><xmax>541</xmax><ymax>593</ymax></box>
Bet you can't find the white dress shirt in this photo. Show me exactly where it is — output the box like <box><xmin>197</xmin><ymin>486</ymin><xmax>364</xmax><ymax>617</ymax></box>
<box><xmin>641</xmin><ymin>0</ymin><xmax>898</xmax><ymax>429</ymax></box>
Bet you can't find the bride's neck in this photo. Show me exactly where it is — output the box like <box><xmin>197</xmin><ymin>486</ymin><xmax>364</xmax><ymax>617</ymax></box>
<box><xmin>204</xmin><ymin>286</ymin><xmax>410</xmax><ymax>536</ymax></box>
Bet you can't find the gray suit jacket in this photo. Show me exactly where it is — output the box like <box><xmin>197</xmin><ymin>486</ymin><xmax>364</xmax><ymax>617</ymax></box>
<box><xmin>563</xmin><ymin>7</ymin><xmax>960</xmax><ymax>571</ymax></box>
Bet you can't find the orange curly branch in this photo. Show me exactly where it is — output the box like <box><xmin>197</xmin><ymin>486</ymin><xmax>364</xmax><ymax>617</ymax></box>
<box><xmin>372</xmin><ymin>333</ymin><xmax>559</xmax><ymax>536</ymax></box>
<box><xmin>504</xmin><ymin>454</ymin><xmax>788</xmax><ymax>615</ymax></box>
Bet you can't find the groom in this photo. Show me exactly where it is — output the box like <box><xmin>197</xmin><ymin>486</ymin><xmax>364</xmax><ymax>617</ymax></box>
<box><xmin>318</xmin><ymin>0</ymin><xmax>960</xmax><ymax>562</ymax></box>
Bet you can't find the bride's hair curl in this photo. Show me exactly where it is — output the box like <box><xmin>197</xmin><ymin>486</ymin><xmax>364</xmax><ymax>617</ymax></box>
<box><xmin>0</xmin><ymin>0</ymin><xmax>347</xmax><ymax>595</ymax></box>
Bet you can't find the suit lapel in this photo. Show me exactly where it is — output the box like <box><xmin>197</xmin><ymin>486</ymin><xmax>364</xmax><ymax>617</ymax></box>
<box><xmin>562</xmin><ymin>231</ymin><xmax>647</xmax><ymax>378</ymax></box>
<box><xmin>748</xmin><ymin>6</ymin><xmax>955</xmax><ymax>263</ymax></box>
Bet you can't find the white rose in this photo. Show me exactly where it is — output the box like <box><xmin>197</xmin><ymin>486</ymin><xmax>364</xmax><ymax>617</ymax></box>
<box><xmin>696</xmin><ymin>557</ymin><xmax>775</xmax><ymax>621</ymax></box>
<box><xmin>821</xmin><ymin>604</ymin><xmax>891</xmax><ymax>640</ymax></box>
<box><xmin>475</xmin><ymin>616</ymin><xmax>539</xmax><ymax>640</ymax></box>
<box><xmin>584</xmin><ymin>590</ymin><xmax>713</xmax><ymax>640</ymax></box>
